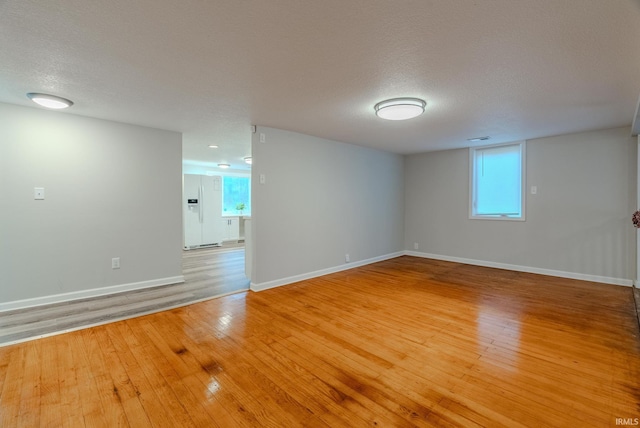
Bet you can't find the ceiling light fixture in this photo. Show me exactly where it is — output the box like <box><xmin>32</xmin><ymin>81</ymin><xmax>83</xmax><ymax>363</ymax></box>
<box><xmin>244</xmin><ymin>157</ymin><xmax>252</xmax><ymax>165</ymax></box>
<box><xmin>218</xmin><ymin>163</ymin><xmax>230</xmax><ymax>169</ymax></box>
<box><xmin>208</xmin><ymin>144</ymin><xmax>219</xmax><ymax>148</ymax></box>
<box><xmin>467</xmin><ymin>136</ymin><xmax>490</xmax><ymax>142</ymax></box>
<box><xmin>27</xmin><ymin>93</ymin><xmax>74</xmax><ymax>109</ymax></box>
<box><xmin>374</xmin><ymin>97</ymin><xmax>426</xmax><ymax>121</ymax></box>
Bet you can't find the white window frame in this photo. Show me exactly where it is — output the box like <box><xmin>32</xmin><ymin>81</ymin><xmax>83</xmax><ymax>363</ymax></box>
<box><xmin>469</xmin><ymin>141</ymin><xmax>526</xmax><ymax>221</ymax></box>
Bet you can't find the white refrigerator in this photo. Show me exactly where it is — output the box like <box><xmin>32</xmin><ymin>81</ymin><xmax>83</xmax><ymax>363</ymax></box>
<box><xmin>183</xmin><ymin>174</ymin><xmax>224</xmax><ymax>249</ymax></box>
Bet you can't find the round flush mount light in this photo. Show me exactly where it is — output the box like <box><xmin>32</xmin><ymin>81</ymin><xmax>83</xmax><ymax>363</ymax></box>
<box><xmin>244</xmin><ymin>157</ymin><xmax>252</xmax><ymax>165</ymax></box>
<box><xmin>27</xmin><ymin>93</ymin><xmax>74</xmax><ymax>109</ymax></box>
<box><xmin>218</xmin><ymin>163</ymin><xmax>230</xmax><ymax>169</ymax></box>
<box><xmin>208</xmin><ymin>144</ymin><xmax>219</xmax><ymax>148</ymax></box>
<box><xmin>374</xmin><ymin>97</ymin><xmax>426</xmax><ymax>121</ymax></box>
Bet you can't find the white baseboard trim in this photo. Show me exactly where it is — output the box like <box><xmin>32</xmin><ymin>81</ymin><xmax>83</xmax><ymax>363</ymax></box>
<box><xmin>250</xmin><ymin>249</ymin><xmax>634</xmax><ymax>292</ymax></box>
<box><xmin>250</xmin><ymin>251</ymin><xmax>404</xmax><ymax>292</ymax></box>
<box><xmin>405</xmin><ymin>251</ymin><xmax>633</xmax><ymax>287</ymax></box>
<box><xmin>0</xmin><ymin>276</ymin><xmax>185</xmax><ymax>312</ymax></box>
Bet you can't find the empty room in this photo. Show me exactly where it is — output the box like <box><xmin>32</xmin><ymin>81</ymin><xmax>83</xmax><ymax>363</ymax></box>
<box><xmin>1</xmin><ymin>1</ymin><xmax>639</xmax><ymax>427</ymax></box>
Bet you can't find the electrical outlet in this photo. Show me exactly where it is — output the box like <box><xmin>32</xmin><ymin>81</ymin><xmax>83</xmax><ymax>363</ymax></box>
<box><xmin>34</xmin><ymin>187</ymin><xmax>45</xmax><ymax>200</ymax></box>
<box><xmin>112</xmin><ymin>257</ymin><xmax>120</xmax><ymax>269</ymax></box>
<box><xmin>414</xmin><ymin>242</ymin><xmax>419</xmax><ymax>250</ymax></box>
<box><xmin>259</xmin><ymin>133</ymin><xmax>266</xmax><ymax>143</ymax></box>
<box><xmin>345</xmin><ymin>254</ymin><xmax>350</xmax><ymax>263</ymax></box>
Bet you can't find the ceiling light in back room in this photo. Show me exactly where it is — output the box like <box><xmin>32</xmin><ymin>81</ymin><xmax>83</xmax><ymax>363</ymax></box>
<box><xmin>27</xmin><ymin>93</ymin><xmax>74</xmax><ymax>109</ymax></box>
<box><xmin>218</xmin><ymin>163</ymin><xmax>230</xmax><ymax>169</ymax></box>
<box><xmin>244</xmin><ymin>157</ymin><xmax>252</xmax><ymax>165</ymax></box>
<box><xmin>374</xmin><ymin>98</ymin><xmax>426</xmax><ymax>121</ymax></box>
<box><xmin>208</xmin><ymin>144</ymin><xmax>219</xmax><ymax>148</ymax></box>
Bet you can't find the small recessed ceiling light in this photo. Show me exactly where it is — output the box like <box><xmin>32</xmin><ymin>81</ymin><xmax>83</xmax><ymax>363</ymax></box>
<box><xmin>218</xmin><ymin>163</ymin><xmax>230</xmax><ymax>169</ymax></box>
<box><xmin>208</xmin><ymin>144</ymin><xmax>219</xmax><ymax>148</ymax></box>
<box><xmin>374</xmin><ymin>97</ymin><xmax>426</xmax><ymax>121</ymax></box>
<box><xmin>467</xmin><ymin>136</ymin><xmax>490</xmax><ymax>142</ymax></box>
<box><xmin>244</xmin><ymin>157</ymin><xmax>252</xmax><ymax>165</ymax></box>
<box><xmin>27</xmin><ymin>93</ymin><xmax>73</xmax><ymax>109</ymax></box>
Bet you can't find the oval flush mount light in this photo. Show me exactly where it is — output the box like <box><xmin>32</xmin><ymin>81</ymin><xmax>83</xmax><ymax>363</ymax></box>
<box><xmin>208</xmin><ymin>144</ymin><xmax>219</xmax><ymax>148</ymax></box>
<box><xmin>27</xmin><ymin>93</ymin><xmax>74</xmax><ymax>109</ymax></box>
<box><xmin>374</xmin><ymin>97</ymin><xmax>425</xmax><ymax>121</ymax></box>
<box><xmin>467</xmin><ymin>136</ymin><xmax>490</xmax><ymax>143</ymax></box>
<box><xmin>218</xmin><ymin>163</ymin><xmax>230</xmax><ymax>169</ymax></box>
<box><xmin>243</xmin><ymin>156</ymin><xmax>252</xmax><ymax>165</ymax></box>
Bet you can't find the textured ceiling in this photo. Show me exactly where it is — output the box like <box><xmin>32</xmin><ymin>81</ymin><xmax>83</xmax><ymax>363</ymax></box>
<box><xmin>1</xmin><ymin>0</ymin><xmax>640</xmax><ymax>172</ymax></box>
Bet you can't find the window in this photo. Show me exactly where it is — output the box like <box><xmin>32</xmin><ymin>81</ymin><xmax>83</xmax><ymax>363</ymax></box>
<box><xmin>222</xmin><ymin>176</ymin><xmax>251</xmax><ymax>216</ymax></box>
<box><xmin>470</xmin><ymin>141</ymin><xmax>525</xmax><ymax>220</ymax></box>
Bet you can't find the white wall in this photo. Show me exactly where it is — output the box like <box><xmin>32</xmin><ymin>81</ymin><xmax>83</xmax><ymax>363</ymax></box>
<box><xmin>405</xmin><ymin>127</ymin><xmax>637</xmax><ymax>285</ymax></box>
<box><xmin>251</xmin><ymin>126</ymin><xmax>404</xmax><ymax>289</ymax></box>
<box><xmin>0</xmin><ymin>103</ymin><xmax>183</xmax><ymax>307</ymax></box>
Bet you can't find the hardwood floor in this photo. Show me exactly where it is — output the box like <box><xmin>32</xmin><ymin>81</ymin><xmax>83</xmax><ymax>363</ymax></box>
<box><xmin>634</xmin><ymin>286</ymin><xmax>640</xmax><ymax>331</ymax></box>
<box><xmin>1</xmin><ymin>255</ymin><xmax>639</xmax><ymax>427</ymax></box>
<box><xmin>0</xmin><ymin>245</ymin><xmax>249</xmax><ymax>346</ymax></box>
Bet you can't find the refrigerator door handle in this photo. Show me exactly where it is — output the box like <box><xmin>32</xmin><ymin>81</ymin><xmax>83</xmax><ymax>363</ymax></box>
<box><xmin>199</xmin><ymin>185</ymin><xmax>204</xmax><ymax>223</ymax></box>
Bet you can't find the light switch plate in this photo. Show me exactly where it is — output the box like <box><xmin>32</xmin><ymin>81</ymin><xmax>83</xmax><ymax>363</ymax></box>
<box><xmin>34</xmin><ymin>187</ymin><xmax>45</xmax><ymax>200</ymax></box>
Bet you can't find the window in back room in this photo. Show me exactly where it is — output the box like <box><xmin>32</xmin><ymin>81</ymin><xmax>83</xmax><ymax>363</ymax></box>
<box><xmin>222</xmin><ymin>175</ymin><xmax>251</xmax><ymax>216</ymax></box>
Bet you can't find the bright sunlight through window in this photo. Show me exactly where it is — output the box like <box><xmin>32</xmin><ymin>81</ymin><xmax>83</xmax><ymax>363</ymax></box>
<box><xmin>222</xmin><ymin>176</ymin><xmax>251</xmax><ymax>216</ymax></box>
<box><xmin>470</xmin><ymin>142</ymin><xmax>525</xmax><ymax>220</ymax></box>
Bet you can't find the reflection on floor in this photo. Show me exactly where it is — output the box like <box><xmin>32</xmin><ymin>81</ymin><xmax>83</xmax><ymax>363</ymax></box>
<box><xmin>634</xmin><ymin>286</ymin><xmax>640</xmax><ymax>330</ymax></box>
<box><xmin>0</xmin><ymin>244</ymin><xmax>248</xmax><ymax>346</ymax></box>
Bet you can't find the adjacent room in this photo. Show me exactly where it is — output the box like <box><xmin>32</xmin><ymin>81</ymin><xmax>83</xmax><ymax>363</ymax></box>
<box><xmin>1</xmin><ymin>1</ymin><xmax>639</xmax><ymax>426</ymax></box>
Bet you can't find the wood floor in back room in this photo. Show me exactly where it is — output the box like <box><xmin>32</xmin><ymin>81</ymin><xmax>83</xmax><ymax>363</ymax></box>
<box><xmin>0</xmin><ymin>245</ymin><xmax>248</xmax><ymax>345</ymax></box>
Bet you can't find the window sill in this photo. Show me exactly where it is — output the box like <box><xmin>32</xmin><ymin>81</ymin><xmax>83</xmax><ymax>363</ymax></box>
<box><xmin>469</xmin><ymin>215</ymin><xmax>525</xmax><ymax>222</ymax></box>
